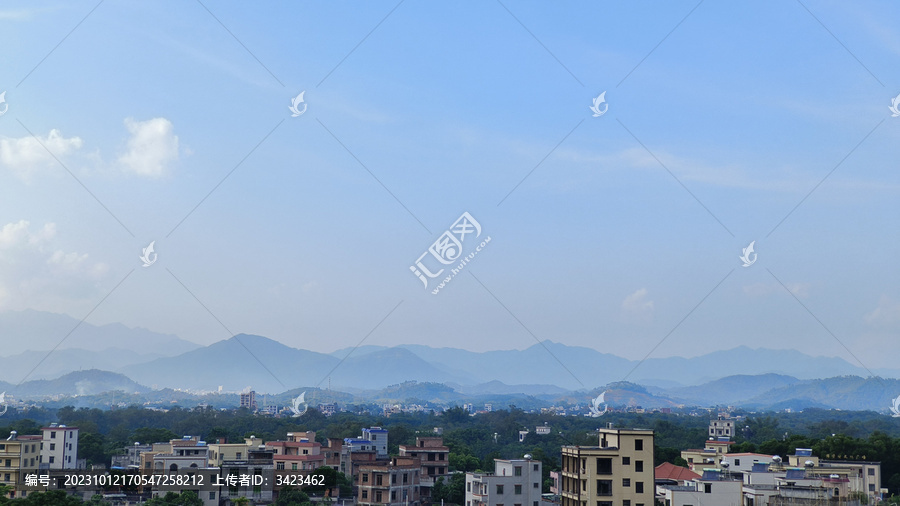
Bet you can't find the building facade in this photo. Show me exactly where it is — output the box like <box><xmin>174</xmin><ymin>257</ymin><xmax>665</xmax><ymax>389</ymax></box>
<box><xmin>466</xmin><ymin>458</ymin><xmax>543</xmax><ymax>506</ymax></box>
<box><xmin>560</xmin><ymin>427</ymin><xmax>655</xmax><ymax>506</ymax></box>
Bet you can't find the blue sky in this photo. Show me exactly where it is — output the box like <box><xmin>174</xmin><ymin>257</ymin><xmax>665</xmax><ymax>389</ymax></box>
<box><xmin>1</xmin><ymin>1</ymin><xmax>899</xmax><ymax>377</ymax></box>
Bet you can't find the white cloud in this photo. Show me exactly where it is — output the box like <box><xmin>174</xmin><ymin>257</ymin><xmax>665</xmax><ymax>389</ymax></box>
<box><xmin>0</xmin><ymin>220</ymin><xmax>108</xmax><ymax>311</ymax></box>
<box><xmin>0</xmin><ymin>129</ymin><xmax>83</xmax><ymax>180</ymax></box>
<box><xmin>118</xmin><ymin>117</ymin><xmax>179</xmax><ymax>177</ymax></box>
<box><xmin>864</xmin><ymin>296</ymin><xmax>900</xmax><ymax>327</ymax></box>
<box><xmin>622</xmin><ymin>288</ymin><xmax>654</xmax><ymax>319</ymax></box>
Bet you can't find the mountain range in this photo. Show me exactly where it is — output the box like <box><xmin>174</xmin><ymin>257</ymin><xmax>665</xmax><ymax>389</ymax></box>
<box><xmin>2</xmin><ymin>310</ymin><xmax>899</xmax><ymax>412</ymax></box>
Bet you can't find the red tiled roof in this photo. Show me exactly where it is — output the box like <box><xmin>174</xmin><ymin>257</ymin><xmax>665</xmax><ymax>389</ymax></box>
<box><xmin>655</xmin><ymin>462</ymin><xmax>701</xmax><ymax>482</ymax></box>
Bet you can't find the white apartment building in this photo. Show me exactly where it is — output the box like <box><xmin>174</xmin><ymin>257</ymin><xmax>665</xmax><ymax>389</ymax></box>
<box><xmin>467</xmin><ymin>458</ymin><xmax>543</xmax><ymax>506</ymax></box>
<box><xmin>40</xmin><ymin>424</ymin><xmax>78</xmax><ymax>470</ymax></box>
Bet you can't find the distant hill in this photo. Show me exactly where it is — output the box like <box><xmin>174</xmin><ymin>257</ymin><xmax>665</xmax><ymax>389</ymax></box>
<box><xmin>0</xmin><ymin>348</ymin><xmax>166</xmax><ymax>383</ymax></box>
<box><xmin>0</xmin><ymin>309</ymin><xmax>199</xmax><ymax>357</ymax></box>
<box><xmin>8</xmin><ymin>370</ymin><xmax>149</xmax><ymax>397</ymax></box>
<box><xmin>331</xmin><ymin>342</ymin><xmax>896</xmax><ymax>389</ymax></box>
<box><xmin>668</xmin><ymin>374</ymin><xmax>802</xmax><ymax>406</ymax></box>
<box><xmin>742</xmin><ymin>376</ymin><xmax>900</xmax><ymax>411</ymax></box>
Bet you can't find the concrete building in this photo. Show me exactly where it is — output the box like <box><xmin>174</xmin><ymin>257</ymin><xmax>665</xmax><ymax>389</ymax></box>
<box><xmin>40</xmin><ymin>424</ymin><xmax>78</xmax><ymax>470</ymax></box>
<box><xmin>323</xmin><ymin>437</ymin><xmax>343</xmax><ymax>469</ymax></box>
<box><xmin>358</xmin><ymin>455</ymin><xmax>421</xmax><ymax>506</ymax></box>
<box><xmin>208</xmin><ymin>436</ymin><xmax>263</xmax><ymax>467</ymax></box>
<box><xmin>660</xmin><ymin>468</ymin><xmax>742</xmax><ymax>506</ymax></box>
<box><xmin>708</xmin><ymin>416</ymin><xmax>735</xmax><ymax>439</ymax></box>
<box><xmin>110</xmin><ymin>442</ymin><xmax>153</xmax><ymax>469</ymax></box>
<box><xmin>560</xmin><ymin>427</ymin><xmax>655</xmax><ymax>506</ymax></box>
<box><xmin>466</xmin><ymin>458</ymin><xmax>543</xmax><ymax>506</ymax></box>
<box><xmin>681</xmin><ymin>439</ymin><xmax>735</xmax><ymax>471</ymax></box>
<box><xmin>363</xmin><ymin>427</ymin><xmax>389</xmax><ymax>458</ymax></box>
<box><xmin>399</xmin><ymin>437</ymin><xmax>450</xmax><ymax>503</ymax></box>
<box><xmin>267</xmin><ymin>432</ymin><xmax>326</xmax><ymax>471</ymax></box>
<box><xmin>219</xmin><ymin>447</ymin><xmax>275</xmax><ymax>505</ymax></box>
<box><xmin>240</xmin><ymin>390</ymin><xmax>257</xmax><ymax>410</ymax></box>
<box><xmin>0</xmin><ymin>432</ymin><xmax>36</xmax><ymax>498</ymax></box>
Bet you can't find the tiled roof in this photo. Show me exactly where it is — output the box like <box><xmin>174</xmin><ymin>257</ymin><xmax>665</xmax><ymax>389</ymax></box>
<box><xmin>655</xmin><ymin>462</ymin><xmax>701</xmax><ymax>482</ymax></box>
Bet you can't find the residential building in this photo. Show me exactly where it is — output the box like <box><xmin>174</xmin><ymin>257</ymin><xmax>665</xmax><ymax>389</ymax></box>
<box><xmin>399</xmin><ymin>437</ymin><xmax>450</xmax><ymax>502</ymax></box>
<box><xmin>267</xmin><ymin>432</ymin><xmax>326</xmax><ymax>471</ymax></box>
<box><xmin>660</xmin><ymin>468</ymin><xmax>742</xmax><ymax>506</ymax></box>
<box><xmin>709</xmin><ymin>416</ymin><xmax>735</xmax><ymax>439</ymax></box>
<box><xmin>654</xmin><ymin>462</ymin><xmax>700</xmax><ymax>488</ymax></box>
<box><xmin>466</xmin><ymin>458</ymin><xmax>543</xmax><ymax>506</ymax></box>
<box><xmin>240</xmin><ymin>390</ymin><xmax>257</xmax><ymax>410</ymax></box>
<box><xmin>1</xmin><ymin>432</ymin><xmax>31</xmax><ymax>498</ymax></box>
<box><xmin>208</xmin><ymin>436</ymin><xmax>263</xmax><ymax>467</ymax></box>
<box><xmin>110</xmin><ymin>443</ymin><xmax>153</xmax><ymax>469</ymax></box>
<box><xmin>681</xmin><ymin>439</ymin><xmax>735</xmax><ymax>471</ymax></box>
<box><xmin>40</xmin><ymin>424</ymin><xmax>79</xmax><ymax>470</ymax></box>
<box><xmin>323</xmin><ymin>438</ymin><xmax>343</xmax><ymax>469</ymax></box>
<box><xmin>358</xmin><ymin>455</ymin><xmax>421</xmax><ymax>506</ymax></box>
<box><xmin>219</xmin><ymin>447</ymin><xmax>275</xmax><ymax>504</ymax></box>
<box><xmin>363</xmin><ymin>427</ymin><xmax>389</xmax><ymax>458</ymax></box>
<box><xmin>535</xmin><ymin>424</ymin><xmax>551</xmax><ymax>436</ymax></box>
<box><xmin>560</xmin><ymin>427</ymin><xmax>655</xmax><ymax>506</ymax></box>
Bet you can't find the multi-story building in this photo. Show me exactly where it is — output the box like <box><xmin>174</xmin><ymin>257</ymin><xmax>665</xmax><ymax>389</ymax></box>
<box><xmin>323</xmin><ymin>438</ymin><xmax>343</xmax><ymax>469</ymax></box>
<box><xmin>208</xmin><ymin>436</ymin><xmax>263</xmax><ymax>467</ymax></box>
<box><xmin>266</xmin><ymin>432</ymin><xmax>326</xmax><ymax>471</ymax></box>
<box><xmin>40</xmin><ymin>424</ymin><xmax>79</xmax><ymax>470</ymax></box>
<box><xmin>358</xmin><ymin>455</ymin><xmax>421</xmax><ymax>506</ymax></box>
<box><xmin>363</xmin><ymin>427</ymin><xmax>389</xmax><ymax>458</ymax></box>
<box><xmin>661</xmin><ymin>468</ymin><xmax>742</xmax><ymax>506</ymax></box>
<box><xmin>219</xmin><ymin>447</ymin><xmax>275</xmax><ymax>505</ymax></box>
<box><xmin>399</xmin><ymin>437</ymin><xmax>450</xmax><ymax>503</ymax></box>
<box><xmin>240</xmin><ymin>390</ymin><xmax>257</xmax><ymax>410</ymax></box>
<box><xmin>466</xmin><ymin>458</ymin><xmax>543</xmax><ymax>506</ymax></box>
<box><xmin>110</xmin><ymin>442</ymin><xmax>153</xmax><ymax>469</ymax></box>
<box><xmin>681</xmin><ymin>439</ymin><xmax>735</xmax><ymax>471</ymax></box>
<box><xmin>708</xmin><ymin>416</ymin><xmax>735</xmax><ymax>439</ymax></box>
<box><xmin>560</xmin><ymin>427</ymin><xmax>655</xmax><ymax>506</ymax></box>
<box><xmin>0</xmin><ymin>432</ymin><xmax>33</xmax><ymax>498</ymax></box>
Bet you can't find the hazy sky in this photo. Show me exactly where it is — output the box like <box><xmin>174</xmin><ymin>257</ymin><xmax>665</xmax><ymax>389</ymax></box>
<box><xmin>1</xmin><ymin>1</ymin><xmax>899</xmax><ymax>375</ymax></box>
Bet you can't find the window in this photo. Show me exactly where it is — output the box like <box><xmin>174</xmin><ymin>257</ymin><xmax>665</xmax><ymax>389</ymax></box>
<box><xmin>515</xmin><ymin>466</ymin><xmax>522</xmax><ymax>476</ymax></box>
<box><xmin>376</xmin><ymin>475</ymin><xmax>383</xmax><ymax>486</ymax></box>
<box><xmin>623</xmin><ymin>501</ymin><xmax>630</xmax><ymax>506</ymax></box>
<box><xmin>533</xmin><ymin>482</ymin><xmax>539</xmax><ymax>488</ymax></box>
<box><xmin>376</xmin><ymin>492</ymin><xmax>382</xmax><ymax>503</ymax></box>
<box><xmin>362</xmin><ymin>491</ymin><xmax>368</xmax><ymax>500</ymax></box>
<box><xmin>49</xmin><ymin>457</ymin><xmax>55</xmax><ymax>464</ymax></box>
<box><xmin>688</xmin><ymin>458</ymin><xmax>693</xmax><ymax>463</ymax></box>
<box><xmin>467</xmin><ymin>483</ymin><xmax>471</xmax><ymax>492</ymax></box>
<box><xmin>596</xmin><ymin>458</ymin><xmax>612</xmax><ymax>474</ymax></box>
<box><xmin>49</xmin><ymin>444</ymin><xmax>55</xmax><ymax>451</ymax></box>
<box><xmin>635</xmin><ymin>439</ymin><xmax>643</xmax><ymax>451</ymax></box>
<box><xmin>3</xmin><ymin>474</ymin><xmax>9</xmax><ymax>482</ymax></box>
<box><xmin>3</xmin><ymin>460</ymin><xmax>9</xmax><ymax>468</ymax></box>
<box><xmin>622</xmin><ymin>457</ymin><xmax>630</xmax><ymax>465</ymax></box>
<box><xmin>598</xmin><ymin>502</ymin><xmax>612</xmax><ymax>506</ymax></box>
<box><xmin>635</xmin><ymin>482</ymin><xmax>644</xmax><ymax>494</ymax></box>
<box><xmin>50</xmin><ymin>432</ymin><xmax>56</xmax><ymax>439</ymax></box>
<box><xmin>391</xmin><ymin>491</ymin><xmax>397</xmax><ymax>501</ymax></box>
<box><xmin>515</xmin><ymin>485</ymin><xmax>522</xmax><ymax>495</ymax></box>
<box><xmin>209</xmin><ymin>492</ymin><xmax>216</xmax><ymax>500</ymax></box>
<box><xmin>622</xmin><ymin>478</ymin><xmax>630</xmax><ymax>487</ymax></box>
<box><xmin>496</xmin><ymin>485</ymin><xmax>504</xmax><ymax>494</ymax></box>
<box><xmin>635</xmin><ymin>461</ymin><xmax>644</xmax><ymax>472</ymax></box>
<box><xmin>870</xmin><ymin>484</ymin><xmax>876</xmax><ymax>492</ymax></box>
<box><xmin>704</xmin><ymin>484</ymin><xmax>712</xmax><ymax>494</ymax></box>
<box><xmin>236</xmin><ymin>452</ymin><xmax>241</xmax><ymax>459</ymax></box>
<box><xmin>533</xmin><ymin>464</ymin><xmax>538</xmax><ymax>471</ymax></box>
<box><xmin>292</xmin><ymin>463</ymin><xmax>297</xmax><ymax>470</ymax></box>
<box><xmin>869</xmin><ymin>468</ymin><xmax>876</xmax><ymax>476</ymax></box>
<box><xmin>362</xmin><ymin>473</ymin><xmax>369</xmax><ymax>483</ymax></box>
<box><xmin>303</xmin><ymin>449</ymin><xmax>309</xmax><ymax>455</ymax></box>
<box><xmin>596</xmin><ymin>480</ymin><xmax>612</xmax><ymax>496</ymax></box>
<box><xmin>404</xmin><ymin>473</ymin><xmax>408</xmax><ymax>484</ymax></box>
<box><xmin>392</xmin><ymin>474</ymin><xmax>397</xmax><ymax>484</ymax></box>
<box><xmin>276</xmin><ymin>462</ymin><xmax>285</xmax><ymax>470</ymax></box>
<box><xmin>734</xmin><ymin>459</ymin><xmax>740</xmax><ymax>466</ymax></box>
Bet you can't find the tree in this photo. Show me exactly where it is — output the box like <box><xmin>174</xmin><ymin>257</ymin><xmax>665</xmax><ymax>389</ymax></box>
<box><xmin>444</xmin><ymin>472</ymin><xmax>466</xmax><ymax>505</ymax></box>
<box><xmin>274</xmin><ymin>487</ymin><xmax>310</xmax><ymax>506</ymax></box>
<box><xmin>232</xmin><ymin>498</ymin><xmax>250</xmax><ymax>506</ymax></box>
<box><xmin>131</xmin><ymin>428</ymin><xmax>178</xmax><ymax>445</ymax></box>
<box><xmin>145</xmin><ymin>491</ymin><xmax>203</xmax><ymax>506</ymax></box>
